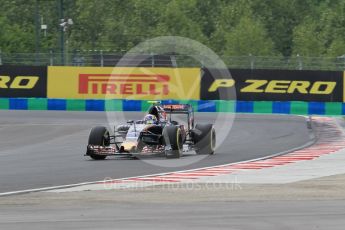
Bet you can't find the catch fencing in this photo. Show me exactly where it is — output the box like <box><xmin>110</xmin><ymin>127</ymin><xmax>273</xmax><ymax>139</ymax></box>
<box><xmin>1</xmin><ymin>52</ymin><xmax>345</xmax><ymax>71</ymax></box>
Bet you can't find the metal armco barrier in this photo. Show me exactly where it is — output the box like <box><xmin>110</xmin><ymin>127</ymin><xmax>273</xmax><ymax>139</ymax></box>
<box><xmin>201</xmin><ymin>68</ymin><xmax>344</xmax><ymax>102</ymax></box>
<box><xmin>1</xmin><ymin>98</ymin><xmax>345</xmax><ymax>115</ymax></box>
<box><xmin>0</xmin><ymin>65</ymin><xmax>47</xmax><ymax>98</ymax></box>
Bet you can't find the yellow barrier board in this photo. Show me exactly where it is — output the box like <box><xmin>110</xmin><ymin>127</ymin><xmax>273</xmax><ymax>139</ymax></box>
<box><xmin>47</xmin><ymin>67</ymin><xmax>200</xmax><ymax>100</ymax></box>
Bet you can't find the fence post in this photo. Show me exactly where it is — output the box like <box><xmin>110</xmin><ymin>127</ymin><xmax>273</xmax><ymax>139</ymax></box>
<box><xmin>171</xmin><ymin>54</ymin><xmax>177</xmax><ymax>68</ymax></box>
<box><xmin>249</xmin><ymin>54</ymin><xmax>255</xmax><ymax>70</ymax></box>
<box><xmin>339</xmin><ymin>54</ymin><xmax>345</xmax><ymax>70</ymax></box>
<box><xmin>201</xmin><ymin>59</ymin><xmax>205</xmax><ymax>69</ymax></box>
<box><xmin>297</xmin><ymin>54</ymin><xmax>303</xmax><ymax>70</ymax></box>
<box><xmin>151</xmin><ymin>52</ymin><xmax>155</xmax><ymax>67</ymax></box>
<box><xmin>100</xmin><ymin>50</ymin><xmax>104</xmax><ymax>67</ymax></box>
<box><xmin>50</xmin><ymin>50</ymin><xmax>54</xmax><ymax>66</ymax></box>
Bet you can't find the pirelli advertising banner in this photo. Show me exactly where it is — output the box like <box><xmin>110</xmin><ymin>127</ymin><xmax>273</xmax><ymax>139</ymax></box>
<box><xmin>48</xmin><ymin>67</ymin><xmax>200</xmax><ymax>100</ymax></box>
<box><xmin>201</xmin><ymin>68</ymin><xmax>344</xmax><ymax>102</ymax></box>
<box><xmin>0</xmin><ymin>65</ymin><xmax>47</xmax><ymax>98</ymax></box>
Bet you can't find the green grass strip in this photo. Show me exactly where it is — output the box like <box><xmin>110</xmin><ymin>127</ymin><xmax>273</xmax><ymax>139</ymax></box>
<box><xmin>0</xmin><ymin>98</ymin><xmax>9</xmax><ymax>110</ymax></box>
<box><xmin>141</xmin><ymin>100</ymin><xmax>153</xmax><ymax>112</ymax></box>
<box><xmin>104</xmin><ymin>99</ymin><xmax>122</xmax><ymax>111</ymax></box>
<box><xmin>253</xmin><ymin>101</ymin><xmax>273</xmax><ymax>114</ymax></box>
<box><xmin>28</xmin><ymin>98</ymin><xmax>47</xmax><ymax>110</ymax></box>
<box><xmin>216</xmin><ymin>100</ymin><xmax>235</xmax><ymax>112</ymax></box>
<box><xmin>290</xmin><ymin>101</ymin><xmax>308</xmax><ymax>115</ymax></box>
<box><xmin>66</xmin><ymin>99</ymin><xmax>86</xmax><ymax>111</ymax></box>
<box><xmin>325</xmin><ymin>102</ymin><xmax>342</xmax><ymax>115</ymax></box>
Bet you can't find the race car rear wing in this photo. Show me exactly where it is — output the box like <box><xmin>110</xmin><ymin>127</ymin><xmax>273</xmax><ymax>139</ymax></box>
<box><xmin>162</xmin><ymin>104</ymin><xmax>193</xmax><ymax>114</ymax></box>
<box><xmin>162</xmin><ymin>104</ymin><xmax>195</xmax><ymax>130</ymax></box>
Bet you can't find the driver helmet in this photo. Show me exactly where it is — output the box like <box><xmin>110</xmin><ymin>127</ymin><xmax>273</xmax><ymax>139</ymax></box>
<box><xmin>144</xmin><ymin>114</ymin><xmax>157</xmax><ymax>124</ymax></box>
<box><xmin>160</xmin><ymin>111</ymin><xmax>167</xmax><ymax>121</ymax></box>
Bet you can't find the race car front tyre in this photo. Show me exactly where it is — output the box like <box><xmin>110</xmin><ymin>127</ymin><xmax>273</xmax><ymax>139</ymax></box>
<box><xmin>194</xmin><ymin>124</ymin><xmax>216</xmax><ymax>155</ymax></box>
<box><xmin>163</xmin><ymin>126</ymin><xmax>183</xmax><ymax>159</ymax></box>
<box><xmin>87</xmin><ymin>126</ymin><xmax>110</xmax><ymax>160</ymax></box>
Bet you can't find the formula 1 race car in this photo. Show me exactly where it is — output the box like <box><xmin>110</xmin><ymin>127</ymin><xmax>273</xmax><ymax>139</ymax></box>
<box><xmin>85</xmin><ymin>102</ymin><xmax>216</xmax><ymax>160</ymax></box>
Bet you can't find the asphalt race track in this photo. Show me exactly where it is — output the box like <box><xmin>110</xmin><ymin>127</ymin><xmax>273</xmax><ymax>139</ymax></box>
<box><xmin>0</xmin><ymin>110</ymin><xmax>313</xmax><ymax>193</ymax></box>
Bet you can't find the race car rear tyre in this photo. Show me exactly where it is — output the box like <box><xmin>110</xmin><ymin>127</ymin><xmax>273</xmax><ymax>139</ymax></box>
<box><xmin>87</xmin><ymin>126</ymin><xmax>110</xmax><ymax>160</ymax></box>
<box><xmin>163</xmin><ymin>126</ymin><xmax>183</xmax><ymax>159</ymax></box>
<box><xmin>194</xmin><ymin>124</ymin><xmax>216</xmax><ymax>155</ymax></box>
